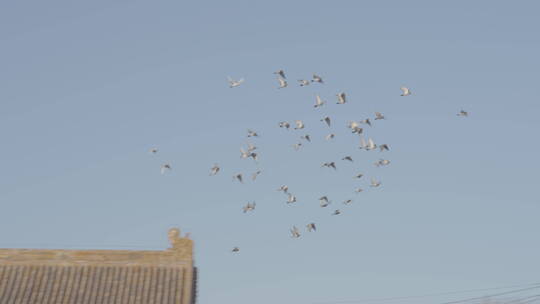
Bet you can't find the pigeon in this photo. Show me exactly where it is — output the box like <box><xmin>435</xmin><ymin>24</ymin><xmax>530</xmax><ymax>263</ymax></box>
<box><xmin>247</xmin><ymin>129</ymin><xmax>259</xmax><ymax>137</ymax></box>
<box><xmin>210</xmin><ymin>164</ymin><xmax>220</xmax><ymax>176</ymax></box>
<box><xmin>306</xmin><ymin>223</ymin><xmax>317</xmax><ymax>232</ymax></box>
<box><xmin>251</xmin><ymin>170</ymin><xmax>262</xmax><ymax>180</ymax></box>
<box><xmin>277</xmin><ymin>185</ymin><xmax>289</xmax><ymax>193</ymax></box>
<box><xmin>321</xmin><ymin>116</ymin><xmax>331</xmax><ymax>127</ymax></box>
<box><xmin>247</xmin><ymin>142</ymin><xmax>257</xmax><ymax>152</ymax></box>
<box><xmin>293</xmin><ymin>142</ymin><xmax>303</xmax><ymax>151</ymax></box>
<box><xmin>278</xmin><ymin>77</ymin><xmax>288</xmax><ymax>89</ymax></box>
<box><xmin>228</xmin><ymin>76</ymin><xmax>244</xmax><ymax>88</ymax></box>
<box><xmin>367</xmin><ymin>138</ymin><xmax>377</xmax><ymax>150</ymax></box>
<box><xmin>354</xmin><ymin>188</ymin><xmax>363</xmax><ymax>194</ymax></box>
<box><xmin>375</xmin><ymin>159</ymin><xmax>390</xmax><ymax>167</ymax></box>
<box><xmin>342</xmin><ymin>156</ymin><xmax>353</xmax><ymax>162</ymax></box>
<box><xmin>294</xmin><ymin>120</ymin><xmax>305</xmax><ymax>130</ymax></box>
<box><xmin>160</xmin><ymin>163</ymin><xmax>171</xmax><ymax>175</ymax></box>
<box><xmin>354</xmin><ymin>173</ymin><xmax>363</xmax><ymax>179</ymax></box>
<box><xmin>370</xmin><ymin>178</ymin><xmax>381</xmax><ymax>187</ymax></box>
<box><xmin>457</xmin><ymin>110</ymin><xmax>468</xmax><ymax>117</ymax></box>
<box><xmin>361</xmin><ymin>118</ymin><xmax>372</xmax><ymax>127</ymax></box>
<box><xmin>279</xmin><ymin>121</ymin><xmax>291</xmax><ymax>129</ymax></box>
<box><xmin>348</xmin><ymin>121</ymin><xmax>363</xmax><ymax>134</ymax></box>
<box><xmin>149</xmin><ymin>148</ymin><xmax>158</xmax><ymax>154</ymax></box>
<box><xmin>242</xmin><ymin>202</ymin><xmax>256</xmax><ymax>213</ymax></box>
<box><xmin>375</xmin><ymin>112</ymin><xmax>385</xmax><ymax>120</ymax></box>
<box><xmin>240</xmin><ymin>148</ymin><xmax>251</xmax><ymax>159</ymax></box>
<box><xmin>319</xmin><ymin>196</ymin><xmax>330</xmax><ymax>207</ymax></box>
<box><xmin>298</xmin><ymin>79</ymin><xmax>310</xmax><ymax>86</ymax></box>
<box><xmin>311</xmin><ymin>74</ymin><xmax>323</xmax><ymax>84</ymax></box>
<box><xmin>343</xmin><ymin>199</ymin><xmax>353</xmax><ymax>205</ymax></box>
<box><xmin>301</xmin><ymin>134</ymin><xmax>311</xmax><ymax>142</ymax></box>
<box><xmin>336</xmin><ymin>92</ymin><xmax>347</xmax><ymax>104</ymax></box>
<box><xmin>314</xmin><ymin>95</ymin><xmax>326</xmax><ymax>108</ymax></box>
<box><xmin>274</xmin><ymin>69</ymin><xmax>286</xmax><ymax>79</ymax></box>
<box><xmin>400</xmin><ymin>86</ymin><xmax>411</xmax><ymax>96</ymax></box>
<box><xmin>233</xmin><ymin>173</ymin><xmax>243</xmax><ymax>183</ymax></box>
<box><xmin>379</xmin><ymin>144</ymin><xmax>390</xmax><ymax>152</ymax></box>
<box><xmin>287</xmin><ymin>193</ymin><xmax>297</xmax><ymax>204</ymax></box>
<box><xmin>290</xmin><ymin>226</ymin><xmax>301</xmax><ymax>238</ymax></box>
<box><xmin>325</xmin><ymin>133</ymin><xmax>335</xmax><ymax>140</ymax></box>
<box><xmin>332</xmin><ymin>209</ymin><xmax>341</xmax><ymax>215</ymax></box>
<box><xmin>232</xmin><ymin>247</ymin><xmax>240</xmax><ymax>253</ymax></box>
<box><xmin>249</xmin><ymin>152</ymin><xmax>258</xmax><ymax>162</ymax></box>
<box><xmin>322</xmin><ymin>162</ymin><xmax>337</xmax><ymax>170</ymax></box>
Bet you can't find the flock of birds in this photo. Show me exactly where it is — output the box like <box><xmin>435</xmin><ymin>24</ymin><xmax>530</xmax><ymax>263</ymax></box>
<box><xmin>151</xmin><ymin>70</ymin><xmax>469</xmax><ymax>253</ymax></box>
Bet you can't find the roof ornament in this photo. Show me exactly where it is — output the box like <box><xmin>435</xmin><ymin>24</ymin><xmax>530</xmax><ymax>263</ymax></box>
<box><xmin>167</xmin><ymin>228</ymin><xmax>193</xmax><ymax>259</ymax></box>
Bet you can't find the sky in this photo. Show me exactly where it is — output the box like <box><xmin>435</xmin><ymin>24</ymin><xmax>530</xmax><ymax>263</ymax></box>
<box><xmin>1</xmin><ymin>1</ymin><xmax>540</xmax><ymax>304</ymax></box>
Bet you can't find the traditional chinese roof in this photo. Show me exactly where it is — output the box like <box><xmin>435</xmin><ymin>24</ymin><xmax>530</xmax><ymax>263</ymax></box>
<box><xmin>0</xmin><ymin>228</ymin><xmax>196</xmax><ymax>304</ymax></box>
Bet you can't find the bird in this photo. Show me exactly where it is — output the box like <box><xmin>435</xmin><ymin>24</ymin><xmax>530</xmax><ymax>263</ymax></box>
<box><xmin>231</xmin><ymin>247</ymin><xmax>240</xmax><ymax>253</ymax></box>
<box><xmin>279</xmin><ymin>121</ymin><xmax>291</xmax><ymax>129</ymax></box>
<box><xmin>300</xmin><ymin>134</ymin><xmax>311</xmax><ymax>142</ymax></box>
<box><xmin>249</xmin><ymin>152</ymin><xmax>258</xmax><ymax>162</ymax></box>
<box><xmin>336</xmin><ymin>92</ymin><xmax>347</xmax><ymax>104</ymax></box>
<box><xmin>160</xmin><ymin>163</ymin><xmax>171</xmax><ymax>175</ymax></box>
<box><xmin>228</xmin><ymin>76</ymin><xmax>244</xmax><ymax>88</ymax></box>
<box><xmin>325</xmin><ymin>133</ymin><xmax>335</xmax><ymax>141</ymax></box>
<box><xmin>149</xmin><ymin>148</ymin><xmax>158</xmax><ymax>154</ymax></box>
<box><xmin>278</xmin><ymin>77</ymin><xmax>288</xmax><ymax>89</ymax></box>
<box><xmin>361</xmin><ymin>118</ymin><xmax>372</xmax><ymax>127</ymax></box>
<box><xmin>379</xmin><ymin>144</ymin><xmax>390</xmax><ymax>152</ymax></box>
<box><xmin>311</xmin><ymin>74</ymin><xmax>323</xmax><ymax>84</ymax></box>
<box><xmin>342</xmin><ymin>156</ymin><xmax>353</xmax><ymax>162</ymax></box>
<box><xmin>210</xmin><ymin>164</ymin><xmax>220</xmax><ymax>176</ymax></box>
<box><xmin>293</xmin><ymin>142</ymin><xmax>303</xmax><ymax>151</ymax></box>
<box><xmin>240</xmin><ymin>148</ymin><xmax>251</xmax><ymax>159</ymax></box>
<box><xmin>277</xmin><ymin>185</ymin><xmax>289</xmax><ymax>193</ymax></box>
<box><xmin>251</xmin><ymin>170</ymin><xmax>262</xmax><ymax>180</ymax></box>
<box><xmin>298</xmin><ymin>79</ymin><xmax>310</xmax><ymax>86</ymax></box>
<box><xmin>321</xmin><ymin>116</ymin><xmax>331</xmax><ymax>127</ymax></box>
<box><xmin>375</xmin><ymin>159</ymin><xmax>390</xmax><ymax>167</ymax></box>
<box><xmin>290</xmin><ymin>226</ymin><xmax>301</xmax><ymax>238</ymax></box>
<box><xmin>306</xmin><ymin>223</ymin><xmax>317</xmax><ymax>232</ymax></box>
<box><xmin>354</xmin><ymin>188</ymin><xmax>363</xmax><ymax>194</ymax></box>
<box><xmin>348</xmin><ymin>121</ymin><xmax>363</xmax><ymax>134</ymax></box>
<box><xmin>274</xmin><ymin>69</ymin><xmax>286</xmax><ymax>79</ymax></box>
<box><xmin>314</xmin><ymin>95</ymin><xmax>326</xmax><ymax>108</ymax></box>
<box><xmin>294</xmin><ymin>120</ymin><xmax>305</xmax><ymax>130</ymax></box>
<box><xmin>375</xmin><ymin>112</ymin><xmax>385</xmax><ymax>120</ymax></box>
<box><xmin>367</xmin><ymin>138</ymin><xmax>377</xmax><ymax>150</ymax></box>
<box><xmin>400</xmin><ymin>86</ymin><xmax>411</xmax><ymax>96</ymax></box>
<box><xmin>457</xmin><ymin>110</ymin><xmax>468</xmax><ymax>117</ymax></box>
<box><xmin>233</xmin><ymin>173</ymin><xmax>243</xmax><ymax>183</ymax></box>
<box><xmin>370</xmin><ymin>178</ymin><xmax>381</xmax><ymax>187</ymax></box>
<box><xmin>343</xmin><ymin>199</ymin><xmax>353</xmax><ymax>205</ymax></box>
<box><xmin>247</xmin><ymin>142</ymin><xmax>257</xmax><ymax>152</ymax></box>
<box><xmin>242</xmin><ymin>201</ymin><xmax>256</xmax><ymax>213</ymax></box>
<box><xmin>287</xmin><ymin>193</ymin><xmax>297</xmax><ymax>204</ymax></box>
<box><xmin>332</xmin><ymin>209</ymin><xmax>341</xmax><ymax>215</ymax></box>
<box><xmin>322</xmin><ymin>162</ymin><xmax>337</xmax><ymax>170</ymax></box>
<box><xmin>354</xmin><ymin>173</ymin><xmax>363</xmax><ymax>179</ymax></box>
<box><xmin>319</xmin><ymin>196</ymin><xmax>330</xmax><ymax>207</ymax></box>
<box><xmin>247</xmin><ymin>129</ymin><xmax>259</xmax><ymax>137</ymax></box>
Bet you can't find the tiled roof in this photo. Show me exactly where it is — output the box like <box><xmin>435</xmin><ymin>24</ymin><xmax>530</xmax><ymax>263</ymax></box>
<box><xmin>0</xmin><ymin>228</ymin><xmax>196</xmax><ymax>304</ymax></box>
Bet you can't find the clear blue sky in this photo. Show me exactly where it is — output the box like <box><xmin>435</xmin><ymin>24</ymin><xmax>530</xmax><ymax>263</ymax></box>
<box><xmin>1</xmin><ymin>1</ymin><xmax>539</xmax><ymax>304</ymax></box>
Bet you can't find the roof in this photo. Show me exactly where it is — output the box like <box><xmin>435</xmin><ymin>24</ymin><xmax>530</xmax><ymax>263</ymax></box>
<box><xmin>0</xmin><ymin>228</ymin><xmax>196</xmax><ymax>304</ymax></box>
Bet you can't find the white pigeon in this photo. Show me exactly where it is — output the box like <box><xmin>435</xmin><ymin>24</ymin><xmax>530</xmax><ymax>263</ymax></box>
<box><xmin>298</xmin><ymin>79</ymin><xmax>310</xmax><ymax>86</ymax></box>
<box><xmin>322</xmin><ymin>162</ymin><xmax>336</xmax><ymax>170</ymax></box>
<box><xmin>149</xmin><ymin>148</ymin><xmax>158</xmax><ymax>154</ymax></box>
<box><xmin>375</xmin><ymin>112</ymin><xmax>385</xmax><ymax>120</ymax></box>
<box><xmin>400</xmin><ymin>86</ymin><xmax>411</xmax><ymax>96</ymax></box>
<box><xmin>242</xmin><ymin>201</ymin><xmax>256</xmax><ymax>213</ymax></box>
<box><xmin>278</xmin><ymin>77</ymin><xmax>288</xmax><ymax>89</ymax></box>
<box><xmin>240</xmin><ymin>148</ymin><xmax>251</xmax><ymax>159</ymax></box>
<box><xmin>336</xmin><ymin>92</ymin><xmax>347</xmax><ymax>104</ymax></box>
<box><xmin>228</xmin><ymin>76</ymin><xmax>244</xmax><ymax>88</ymax></box>
<box><xmin>277</xmin><ymin>185</ymin><xmax>289</xmax><ymax>193</ymax></box>
<box><xmin>290</xmin><ymin>226</ymin><xmax>301</xmax><ymax>238</ymax></box>
<box><xmin>348</xmin><ymin>121</ymin><xmax>363</xmax><ymax>134</ymax></box>
<box><xmin>370</xmin><ymin>178</ymin><xmax>381</xmax><ymax>187</ymax></box>
<box><xmin>314</xmin><ymin>95</ymin><xmax>325</xmax><ymax>108</ymax></box>
<box><xmin>251</xmin><ymin>170</ymin><xmax>262</xmax><ymax>181</ymax></box>
<box><xmin>160</xmin><ymin>163</ymin><xmax>171</xmax><ymax>175</ymax></box>
<box><xmin>332</xmin><ymin>209</ymin><xmax>341</xmax><ymax>215</ymax></box>
<box><xmin>274</xmin><ymin>69</ymin><xmax>286</xmax><ymax>79</ymax></box>
<box><xmin>367</xmin><ymin>138</ymin><xmax>377</xmax><ymax>150</ymax></box>
<box><xmin>457</xmin><ymin>110</ymin><xmax>468</xmax><ymax>117</ymax></box>
<box><xmin>287</xmin><ymin>193</ymin><xmax>297</xmax><ymax>204</ymax></box>
<box><xmin>342</xmin><ymin>156</ymin><xmax>353</xmax><ymax>162</ymax></box>
<box><xmin>379</xmin><ymin>144</ymin><xmax>390</xmax><ymax>152</ymax></box>
<box><xmin>294</xmin><ymin>120</ymin><xmax>305</xmax><ymax>130</ymax></box>
<box><xmin>247</xmin><ymin>129</ymin><xmax>259</xmax><ymax>137</ymax></box>
<box><xmin>311</xmin><ymin>74</ymin><xmax>323</xmax><ymax>83</ymax></box>
<box><xmin>375</xmin><ymin>159</ymin><xmax>390</xmax><ymax>167</ymax></box>
<box><xmin>293</xmin><ymin>142</ymin><xmax>303</xmax><ymax>151</ymax></box>
<box><xmin>321</xmin><ymin>116</ymin><xmax>331</xmax><ymax>127</ymax></box>
<box><xmin>233</xmin><ymin>173</ymin><xmax>243</xmax><ymax>183</ymax></box>
<box><xmin>279</xmin><ymin>121</ymin><xmax>291</xmax><ymax>129</ymax></box>
<box><xmin>325</xmin><ymin>133</ymin><xmax>335</xmax><ymax>140</ymax></box>
<box><xmin>306</xmin><ymin>223</ymin><xmax>317</xmax><ymax>232</ymax></box>
<box><xmin>210</xmin><ymin>164</ymin><xmax>220</xmax><ymax>176</ymax></box>
<box><xmin>300</xmin><ymin>134</ymin><xmax>311</xmax><ymax>142</ymax></box>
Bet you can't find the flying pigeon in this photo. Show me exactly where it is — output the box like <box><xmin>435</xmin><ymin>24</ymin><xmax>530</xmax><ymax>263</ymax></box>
<box><xmin>210</xmin><ymin>164</ymin><xmax>220</xmax><ymax>176</ymax></box>
<box><xmin>298</xmin><ymin>79</ymin><xmax>310</xmax><ymax>86</ymax></box>
<box><xmin>336</xmin><ymin>92</ymin><xmax>347</xmax><ymax>104</ymax></box>
<box><xmin>311</xmin><ymin>74</ymin><xmax>323</xmax><ymax>84</ymax></box>
<box><xmin>314</xmin><ymin>95</ymin><xmax>325</xmax><ymax>108</ymax></box>
<box><xmin>274</xmin><ymin>69</ymin><xmax>286</xmax><ymax>79</ymax></box>
<box><xmin>321</xmin><ymin>116</ymin><xmax>331</xmax><ymax>127</ymax></box>
<box><xmin>228</xmin><ymin>76</ymin><xmax>244</xmax><ymax>88</ymax></box>
<box><xmin>400</xmin><ymin>86</ymin><xmax>411</xmax><ymax>96</ymax></box>
<box><xmin>306</xmin><ymin>223</ymin><xmax>317</xmax><ymax>232</ymax></box>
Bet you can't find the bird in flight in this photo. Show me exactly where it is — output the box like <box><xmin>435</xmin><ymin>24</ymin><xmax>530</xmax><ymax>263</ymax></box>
<box><xmin>375</xmin><ymin>112</ymin><xmax>385</xmax><ymax>120</ymax></box>
<box><xmin>336</xmin><ymin>92</ymin><xmax>347</xmax><ymax>104</ymax></box>
<box><xmin>290</xmin><ymin>226</ymin><xmax>301</xmax><ymax>238</ymax></box>
<box><xmin>354</xmin><ymin>188</ymin><xmax>363</xmax><ymax>194</ymax></box>
<box><xmin>306</xmin><ymin>223</ymin><xmax>317</xmax><ymax>232</ymax></box>
<box><xmin>251</xmin><ymin>170</ymin><xmax>262</xmax><ymax>181</ymax></box>
<box><xmin>361</xmin><ymin>118</ymin><xmax>372</xmax><ymax>127</ymax></box>
<box><xmin>301</xmin><ymin>134</ymin><xmax>311</xmax><ymax>142</ymax></box>
<box><xmin>210</xmin><ymin>164</ymin><xmax>220</xmax><ymax>176</ymax></box>
<box><xmin>325</xmin><ymin>133</ymin><xmax>335</xmax><ymax>140</ymax></box>
<box><xmin>400</xmin><ymin>86</ymin><xmax>411</xmax><ymax>96</ymax></box>
<box><xmin>228</xmin><ymin>76</ymin><xmax>244</xmax><ymax>88</ymax></box>
<box><xmin>332</xmin><ymin>209</ymin><xmax>341</xmax><ymax>216</ymax></box>
<box><xmin>294</xmin><ymin>120</ymin><xmax>305</xmax><ymax>130</ymax></box>
<box><xmin>457</xmin><ymin>110</ymin><xmax>468</xmax><ymax>117</ymax></box>
<box><xmin>298</xmin><ymin>79</ymin><xmax>310</xmax><ymax>87</ymax></box>
<box><xmin>370</xmin><ymin>178</ymin><xmax>382</xmax><ymax>187</ymax></box>
<box><xmin>314</xmin><ymin>95</ymin><xmax>325</xmax><ymax>108</ymax></box>
<box><xmin>149</xmin><ymin>147</ymin><xmax>158</xmax><ymax>154</ymax></box>
<box><xmin>322</xmin><ymin>162</ymin><xmax>337</xmax><ymax>170</ymax></box>
<box><xmin>274</xmin><ymin>69</ymin><xmax>286</xmax><ymax>79</ymax></box>
<box><xmin>293</xmin><ymin>142</ymin><xmax>303</xmax><ymax>151</ymax></box>
<box><xmin>354</xmin><ymin>173</ymin><xmax>363</xmax><ymax>179</ymax></box>
<box><xmin>342</xmin><ymin>156</ymin><xmax>353</xmax><ymax>162</ymax></box>
<box><xmin>278</xmin><ymin>77</ymin><xmax>288</xmax><ymax>89</ymax></box>
<box><xmin>233</xmin><ymin>173</ymin><xmax>243</xmax><ymax>183</ymax></box>
<box><xmin>242</xmin><ymin>201</ymin><xmax>256</xmax><ymax>213</ymax></box>
<box><xmin>247</xmin><ymin>129</ymin><xmax>259</xmax><ymax>138</ymax></box>
<box><xmin>279</xmin><ymin>121</ymin><xmax>291</xmax><ymax>129</ymax></box>
<box><xmin>319</xmin><ymin>196</ymin><xmax>331</xmax><ymax>208</ymax></box>
<box><xmin>375</xmin><ymin>159</ymin><xmax>390</xmax><ymax>167</ymax></box>
<box><xmin>311</xmin><ymin>74</ymin><xmax>324</xmax><ymax>84</ymax></box>
<box><xmin>277</xmin><ymin>185</ymin><xmax>289</xmax><ymax>193</ymax></box>
<box><xmin>321</xmin><ymin>116</ymin><xmax>331</xmax><ymax>127</ymax></box>
<box><xmin>379</xmin><ymin>144</ymin><xmax>390</xmax><ymax>152</ymax></box>
<box><xmin>287</xmin><ymin>193</ymin><xmax>297</xmax><ymax>204</ymax></box>
<box><xmin>232</xmin><ymin>247</ymin><xmax>240</xmax><ymax>253</ymax></box>
<box><xmin>160</xmin><ymin>163</ymin><xmax>171</xmax><ymax>175</ymax></box>
<box><xmin>343</xmin><ymin>199</ymin><xmax>353</xmax><ymax>205</ymax></box>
